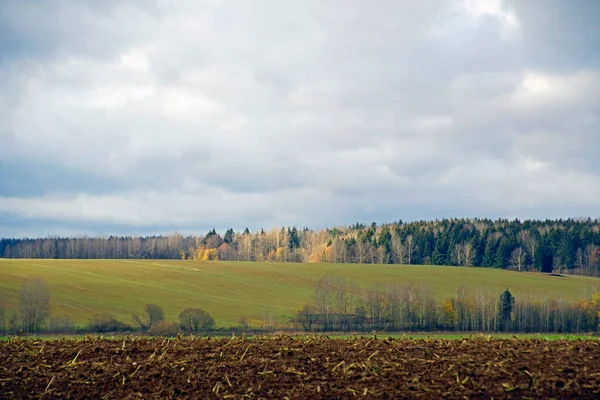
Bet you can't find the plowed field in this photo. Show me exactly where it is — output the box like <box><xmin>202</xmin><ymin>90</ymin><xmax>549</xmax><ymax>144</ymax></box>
<box><xmin>1</xmin><ymin>336</ymin><xmax>599</xmax><ymax>399</ymax></box>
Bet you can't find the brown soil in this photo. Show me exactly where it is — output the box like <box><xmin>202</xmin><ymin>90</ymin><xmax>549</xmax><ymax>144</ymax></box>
<box><xmin>1</xmin><ymin>336</ymin><xmax>599</xmax><ymax>399</ymax></box>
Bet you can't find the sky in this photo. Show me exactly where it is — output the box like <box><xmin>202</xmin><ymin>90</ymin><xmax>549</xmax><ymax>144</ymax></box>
<box><xmin>1</xmin><ymin>0</ymin><xmax>599</xmax><ymax>238</ymax></box>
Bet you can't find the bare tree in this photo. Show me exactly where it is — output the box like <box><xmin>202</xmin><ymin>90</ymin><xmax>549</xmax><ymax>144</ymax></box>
<box><xmin>575</xmin><ymin>248</ymin><xmax>585</xmax><ymax>274</ymax></box>
<box><xmin>366</xmin><ymin>285</ymin><xmax>386</xmax><ymax>330</ymax></box>
<box><xmin>451</xmin><ymin>244</ymin><xmax>464</xmax><ymax>266</ymax></box>
<box><xmin>295</xmin><ymin>304</ymin><xmax>316</xmax><ymax>332</ymax></box>
<box><xmin>509</xmin><ymin>247</ymin><xmax>527</xmax><ymax>271</ymax></box>
<box><xmin>450</xmin><ymin>243</ymin><xmax>475</xmax><ymax>267</ymax></box>
<box><xmin>146</xmin><ymin>304</ymin><xmax>164</xmax><ymax>327</ymax></box>
<box><xmin>463</xmin><ymin>242</ymin><xmax>475</xmax><ymax>267</ymax></box>
<box><xmin>313</xmin><ymin>276</ymin><xmax>335</xmax><ymax>330</ymax></box>
<box><xmin>19</xmin><ymin>278</ymin><xmax>50</xmax><ymax>333</ymax></box>
<box><xmin>584</xmin><ymin>244</ymin><xmax>599</xmax><ymax>276</ymax></box>
<box><xmin>391</xmin><ymin>234</ymin><xmax>406</xmax><ymax>264</ymax></box>
<box><xmin>133</xmin><ymin>303</ymin><xmax>164</xmax><ymax>331</ymax></box>
<box><xmin>178</xmin><ymin>308</ymin><xmax>214</xmax><ymax>333</ymax></box>
<box><xmin>522</xmin><ymin>231</ymin><xmax>537</xmax><ymax>269</ymax></box>
<box><xmin>405</xmin><ymin>235</ymin><xmax>416</xmax><ymax>265</ymax></box>
<box><xmin>355</xmin><ymin>239</ymin><xmax>369</xmax><ymax>264</ymax></box>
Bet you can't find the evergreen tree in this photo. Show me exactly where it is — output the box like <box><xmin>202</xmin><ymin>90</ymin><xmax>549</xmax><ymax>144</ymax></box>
<box><xmin>535</xmin><ymin>237</ymin><xmax>554</xmax><ymax>273</ymax></box>
<box><xmin>378</xmin><ymin>226</ymin><xmax>392</xmax><ymax>262</ymax></box>
<box><xmin>223</xmin><ymin>229</ymin><xmax>235</xmax><ymax>244</ymax></box>
<box><xmin>497</xmin><ymin>288</ymin><xmax>515</xmax><ymax>332</ymax></box>
<box><xmin>432</xmin><ymin>235</ymin><xmax>448</xmax><ymax>265</ymax></box>
<box><xmin>288</xmin><ymin>227</ymin><xmax>300</xmax><ymax>250</ymax></box>
<box><xmin>482</xmin><ymin>236</ymin><xmax>498</xmax><ymax>267</ymax></box>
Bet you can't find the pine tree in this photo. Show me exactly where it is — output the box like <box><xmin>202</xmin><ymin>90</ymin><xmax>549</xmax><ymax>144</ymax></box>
<box><xmin>288</xmin><ymin>227</ymin><xmax>300</xmax><ymax>250</ymax></box>
<box><xmin>223</xmin><ymin>229</ymin><xmax>235</xmax><ymax>244</ymax></box>
<box><xmin>378</xmin><ymin>226</ymin><xmax>392</xmax><ymax>263</ymax></box>
<box><xmin>482</xmin><ymin>236</ymin><xmax>498</xmax><ymax>267</ymax></box>
<box><xmin>535</xmin><ymin>237</ymin><xmax>554</xmax><ymax>273</ymax></box>
<box><xmin>497</xmin><ymin>288</ymin><xmax>515</xmax><ymax>332</ymax></box>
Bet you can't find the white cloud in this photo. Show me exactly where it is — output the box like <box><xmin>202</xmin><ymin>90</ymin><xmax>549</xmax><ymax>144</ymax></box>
<box><xmin>161</xmin><ymin>88</ymin><xmax>226</xmax><ymax>119</ymax></box>
<box><xmin>0</xmin><ymin>0</ymin><xmax>599</xmax><ymax>234</ymax></box>
<box><xmin>409</xmin><ymin>115</ymin><xmax>454</xmax><ymax>131</ymax></box>
<box><xmin>120</xmin><ymin>49</ymin><xmax>151</xmax><ymax>72</ymax></box>
<box><xmin>462</xmin><ymin>0</ymin><xmax>519</xmax><ymax>29</ymax></box>
<box><xmin>511</xmin><ymin>70</ymin><xmax>600</xmax><ymax>110</ymax></box>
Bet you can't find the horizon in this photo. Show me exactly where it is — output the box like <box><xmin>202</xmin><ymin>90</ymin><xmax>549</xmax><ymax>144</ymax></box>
<box><xmin>2</xmin><ymin>216</ymin><xmax>600</xmax><ymax>240</ymax></box>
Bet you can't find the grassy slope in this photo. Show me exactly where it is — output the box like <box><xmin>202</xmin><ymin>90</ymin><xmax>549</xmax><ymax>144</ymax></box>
<box><xmin>1</xmin><ymin>259</ymin><xmax>599</xmax><ymax>327</ymax></box>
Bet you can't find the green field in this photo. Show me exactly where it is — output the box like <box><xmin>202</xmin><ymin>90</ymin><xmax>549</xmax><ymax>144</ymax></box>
<box><xmin>1</xmin><ymin>259</ymin><xmax>599</xmax><ymax>327</ymax></box>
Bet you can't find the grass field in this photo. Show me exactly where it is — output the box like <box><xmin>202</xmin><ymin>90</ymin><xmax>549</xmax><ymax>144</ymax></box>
<box><xmin>1</xmin><ymin>259</ymin><xmax>599</xmax><ymax>327</ymax></box>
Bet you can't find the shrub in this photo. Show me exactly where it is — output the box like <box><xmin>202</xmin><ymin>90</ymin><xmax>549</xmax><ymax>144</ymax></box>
<box><xmin>148</xmin><ymin>321</ymin><xmax>180</xmax><ymax>337</ymax></box>
<box><xmin>88</xmin><ymin>313</ymin><xmax>131</xmax><ymax>333</ymax></box>
<box><xmin>48</xmin><ymin>316</ymin><xmax>75</xmax><ymax>333</ymax></box>
<box><xmin>132</xmin><ymin>304</ymin><xmax>165</xmax><ymax>331</ymax></box>
<box><xmin>178</xmin><ymin>308</ymin><xmax>215</xmax><ymax>333</ymax></box>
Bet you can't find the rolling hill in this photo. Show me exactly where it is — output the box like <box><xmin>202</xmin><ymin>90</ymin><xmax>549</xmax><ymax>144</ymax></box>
<box><xmin>1</xmin><ymin>259</ymin><xmax>598</xmax><ymax>327</ymax></box>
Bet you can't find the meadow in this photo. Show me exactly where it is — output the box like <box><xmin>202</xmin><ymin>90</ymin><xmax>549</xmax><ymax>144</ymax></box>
<box><xmin>1</xmin><ymin>259</ymin><xmax>599</xmax><ymax>328</ymax></box>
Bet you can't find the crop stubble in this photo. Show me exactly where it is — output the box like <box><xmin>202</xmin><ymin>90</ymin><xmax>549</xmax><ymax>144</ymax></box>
<box><xmin>1</xmin><ymin>336</ymin><xmax>599</xmax><ymax>399</ymax></box>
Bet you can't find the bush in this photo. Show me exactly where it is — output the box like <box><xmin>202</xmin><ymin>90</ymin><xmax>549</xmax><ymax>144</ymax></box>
<box><xmin>88</xmin><ymin>313</ymin><xmax>131</xmax><ymax>333</ymax></box>
<box><xmin>148</xmin><ymin>321</ymin><xmax>180</xmax><ymax>337</ymax></box>
<box><xmin>132</xmin><ymin>304</ymin><xmax>165</xmax><ymax>331</ymax></box>
<box><xmin>178</xmin><ymin>308</ymin><xmax>215</xmax><ymax>333</ymax></box>
<box><xmin>48</xmin><ymin>316</ymin><xmax>75</xmax><ymax>333</ymax></box>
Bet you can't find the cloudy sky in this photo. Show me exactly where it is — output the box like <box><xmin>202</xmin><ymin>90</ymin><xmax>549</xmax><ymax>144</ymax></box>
<box><xmin>1</xmin><ymin>0</ymin><xmax>599</xmax><ymax>237</ymax></box>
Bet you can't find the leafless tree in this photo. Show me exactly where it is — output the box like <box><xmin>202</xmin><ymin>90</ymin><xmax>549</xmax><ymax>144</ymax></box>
<box><xmin>366</xmin><ymin>285</ymin><xmax>386</xmax><ymax>330</ymax></box>
<box><xmin>463</xmin><ymin>242</ymin><xmax>475</xmax><ymax>267</ymax></box>
<box><xmin>405</xmin><ymin>235</ymin><xmax>416</xmax><ymax>265</ymax></box>
<box><xmin>178</xmin><ymin>308</ymin><xmax>214</xmax><ymax>333</ymax></box>
<box><xmin>313</xmin><ymin>276</ymin><xmax>335</xmax><ymax>329</ymax></box>
<box><xmin>133</xmin><ymin>303</ymin><xmax>164</xmax><ymax>331</ymax></box>
<box><xmin>575</xmin><ymin>248</ymin><xmax>585</xmax><ymax>274</ymax></box>
<box><xmin>295</xmin><ymin>304</ymin><xmax>316</xmax><ymax>332</ymax></box>
<box><xmin>450</xmin><ymin>242</ymin><xmax>475</xmax><ymax>267</ymax></box>
<box><xmin>451</xmin><ymin>244</ymin><xmax>464</xmax><ymax>266</ymax></box>
<box><xmin>19</xmin><ymin>278</ymin><xmax>50</xmax><ymax>333</ymax></box>
<box><xmin>584</xmin><ymin>244</ymin><xmax>599</xmax><ymax>276</ymax></box>
<box><xmin>510</xmin><ymin>247</ymin><xmax>527</xmax><ymax>271</ymax></box>
<box><xmin>356</xmin><ymin>239</ymin><xmax>369</xmax><ymax>264</ymax></box>
<box><xmin>521</xmin><ymin>231</ymin><xmax>537</xmax><ymax>269</ymax></box>
<box><xmin>391</xmin><ymin>234</ymin><xmax>406</xmax><ymax>264</ymax></box>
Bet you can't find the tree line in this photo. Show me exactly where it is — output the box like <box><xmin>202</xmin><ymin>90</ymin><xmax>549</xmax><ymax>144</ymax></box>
<box><xmin>0</xmin><ymin>278</ymin><xmax>216</xmax><ymax>336</ymax></box>
<box><xmin>2</xmin><ymin>218</ymin><xmax>600</xmax><ymax>276</ymax></box>
<box><xmin>3</xmin><ymin>277</ymin><xmax>600</xmax><ymax>336</ymax></box>
<box><xmin>291</xmin><ymin>277</ymin><xmax>600</xmax><ymax>334</ymax></box>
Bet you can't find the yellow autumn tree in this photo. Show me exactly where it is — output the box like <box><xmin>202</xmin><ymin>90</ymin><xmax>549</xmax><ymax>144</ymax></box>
<box><xmin>308</xmin><ymin>249</ymin><xmax>324</xmax><ymax>263</ymax></box>
<box><xmin>275</xmin><ymin>247</ymin><xmax>287</xmax><ymax>262</ymax></box>
<box><xmin>196</xmin><ymin>246</ymin><xmax>207</xmax><ymax>260</ymax></box>
<box><xmin>323</xmin><ymin>246</ymin><xmax>334</xmax><ymax>263</ymax></box>
<box><xmin>442</xmin><ymin>298</ymin><xmax>456</xmax><ymax>330</ymax></box>
<box><xmin>201</xmin><ymin>248</ymin><xmax>218</xmax><ymax>261</ymax></box>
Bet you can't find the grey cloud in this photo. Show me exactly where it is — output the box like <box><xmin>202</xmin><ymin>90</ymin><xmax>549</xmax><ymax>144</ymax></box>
<box><xmin>1</xmin><ymin>0</ymin><xmax>600</xmax><ymax>236</ymax></box>
<box><xmin>512</xmin><ymin>0</ymin><xmax>600</xmax><ymax>69</ymax></box>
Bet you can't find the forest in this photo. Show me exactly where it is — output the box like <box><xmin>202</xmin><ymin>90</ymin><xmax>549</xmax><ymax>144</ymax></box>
<box><xmin>2</xmin><ymin>218</ymin><xmax>600</xmax><ymax>276</ymax></box>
